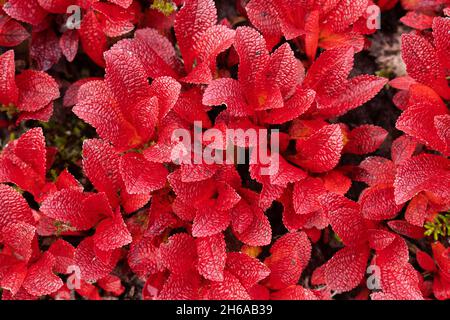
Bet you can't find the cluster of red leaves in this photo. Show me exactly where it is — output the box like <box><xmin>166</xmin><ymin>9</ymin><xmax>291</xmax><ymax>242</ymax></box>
<box><xmin>377</xmin><ymin>0</ymin><xmax>450</xmax><ymax>30</ymax></box>
<box><xmin>0</xmin><ymin>0</ymin><xmax>449</xmax><ymax>301</ymax></box>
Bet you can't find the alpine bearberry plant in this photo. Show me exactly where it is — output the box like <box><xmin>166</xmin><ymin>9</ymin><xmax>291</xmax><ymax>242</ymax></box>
<box><xmin>0</xmin><ymin>0</ymin><xmax>448</xmax><ymax>301</ymax></box>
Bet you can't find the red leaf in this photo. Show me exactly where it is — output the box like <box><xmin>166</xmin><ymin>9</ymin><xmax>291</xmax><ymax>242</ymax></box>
<box><xmin>320</xmin><ymin>192</ymin><xmax>367</xmax><ymax>246</ymax></box>
<box><xmin>203</xmin><ymin>78</ymin><xmax>250</xmax><ymax>116</ymax></box>
<box><xmin>303</xmin><ymin>46</ymin><xmax>354</xmax><ymax>102</ymax></box>
<box><xmin>319</xmin><ymin>75</ymin><xmax>388</xmax><ymax>117</ymax></box>
<box><xmin>396</xmin><ymin>85</ymin><xmax>449</xmax><ymax>155</ymax></box>
<box><xmin>73</xmin><ymin>80</ymin><xmax>140</xmax><ymax>150</ymax></box>
<box><xmin>15</xmin><ymin>70</ymin><xmax>59</xmax><ymax>112</ymax></box>
<box><xmin>226</xmin><ymin>252</ymin><xmax>270</xmax><ymax>289</ymax></box>
<box><xmin>293</xmin><ymin>177</ymin><xmax>326</xmax><ymax>215</ymax></box>
<box><xmin>360</xmin><ymin>186</ymin><xmax>403</xmax><ymax>220</ymax></box>
<box><xmin>325</xmin><ymin>245</ymin><xmax>369</xmax><ymax>293</ymax></box>
<box><xmin>391</xmin><ymin>135</ymin><xmax>417</xmax><ymax>165</ymax></box>
<box><xmin>174</xmin><ymin>0</ymin><xmax>217</xmax><ymax>72</ymax></box>
<box><xmin>0</xmin><ymin>50</ymin><xmax>18</xmax><ymax>105</ymax></box>
<box><xmin>246</xmin><ymin>0</ymin><xmax>282</xmax><ymax>49</ymax></box>
<box><xmin>79</xmin><ymin>10</ymin><xmax>107</xmax><ymax>67</ymax></box>
<box><xmin>271</xmin><ymin>285</ymin><xmax>319</xmax><ymax>300</ymax></box>
<box><xmin>108</xmin><ymin>0</ymin><xmax>132</xmax><ymax>8</ymax></box>
<box><xmin>231</xmin><ymin>190</ymin><xmax>272</xmax><ymax>246</ymax></box>
<box><xmin>40</xmin><ymin>189</ymin><xmax>108</xmax><ymax>230</ymax></box>
<box><xmin>160</xmin><ymin>233</ymin><xmax>197</xmax><ymax>274</ymax></box>
<box><xmin>192</xmin><ymin>207</ymin><xmax>231</xmax><ymax>237</ymax></box>
<box><xmin>196</xmin><ymin>233</ymin><xmax>226</xmax><ymax>281</ymax></box>
<box><xmin>265</xmin><ymin>232</ymin><xmax>311</xmax><ymax>290</ymax></box>
<box><xmin>73</xmin><ymin>237</ymin><xmax>120</xmax><ymax>282</ymax></box>
<box><xmin>60</xmin><ymin>29</ymin><xmax>79</xmax><ymax>62</ymax></box>
<box><xmin>434</xmin><ymin>17</ymin><xmax>450</xmax><ymax>70</ymax></box>
<box><xmin>3</xmin><ymin>0</ymin><xmax>48</xmax><ymax>25</ymax></box>
<box><xmin>48</xmin><ymin>239</ymin><xmax>75</xmax><ymax>274</ymax></box>
<box><xmin>0</xmin><ymin>16</ymin><xmax>29</xmax><ymax>47</ymax></box>
<box><xmin>344</xmin><ymin>125</ymin><xmax>388</xmax><ymax>155</ymax></box>
<box><xmin>30</xmin><ymin>29</ymin><xmax>62</xmax><ymax>71</ymax></box>
<box><xmin>93</xmin><ymin>208</ymin><xmax>132</xmax><ymax>251</ymax></box>
<box><xmin>183</xmin><ymin>25</ymin><xmax>235</xmax><ymax>84</ymax></box>
<box><xmin>293</xmin><ymin>124</ymin><xmax>344</xmax><ymax>173</ymax></box>
<box><xmin>37</xmin><ymin>0</ymin><xmax>75</xmax><ymax>13</ymax></box>
<box><xmin>402</xmin><ymin>33</ymin><xmax>449</xmax><ymax>99</ymax></box>
<box><xmin>203</xmin><ymin>271</ymin><xmax>250</xmax><ymax>300</ymax></box>
<box><xmin>22</xmin><ymin>252</ymin><xmax>63</xmax><ymax>297</ymax></box>
<box><xmin>97</xmin><ymin>275</ymin><xmax>125</xmax><ymax>296</ymax></box>
<box><xmin>82</xmin><ymin>139</ymin><xmax>122</xmax><ymax>208</ymax></box>
<box><xmin>120</xmin><ymin>152</ymin><xmax>168</xmax><ymax>195</ymax></box>
<box><xmin>394</xmin><ymin>154</ymin><xmax>450</xmax><ymax>205</ymax></box>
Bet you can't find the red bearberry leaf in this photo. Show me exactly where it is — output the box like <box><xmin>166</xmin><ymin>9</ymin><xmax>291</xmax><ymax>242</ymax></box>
<box><xmin>234</xmin><ymin>26</ymin><xmax>269</xmax><ymax>96</ymax></box>
<box><xmin>73</xmin><ymin>80</ymin><xmax>140</xmax><ymax>150</ymax></box>
<box><xmin>394</xmin><ymin>154</ymin><xmax>450</xmax><ymax>205</ymax></box>
<box><xmin>294</xmin><ymin>124</ymin><xmax>344</xmax><ymax>173</ymax></box>
<box><xmin>48</xmin><ymin>239</ymin><xmax>75</xmax><ymax>274</ymax></box>
<box><xmin>60</xmin><ymin>29</ymin><xmax>79</xmax><ymax>62</ymax></box>
<box><xmin>416</xmin><ymin>250</ymin><xmax>436</xmax><ymax>273</ymax></box>
<box><xmin>226</xmin><ymin>252</ymin><xmax>270</xmax><ymax>290</ymax></box>
<box><xmin>120</xmin><ymin>152</ymin><xmax>168</xmax><ymax>195</ymax></box>
<box><xmin>319</xmin><ymin>75</ymin><xmax>388</xmax><ymax>117</ymax></box>
<box><xmin>15</xmin><ymin>70</ymin><xmax>60</xmax><ymax>112</ymax></box>
<box><xmin>354</xmin><ymin>156</ymin><xmax>396</xmax><ymax>186</ymax></box>
<box><xmin>158</xmin><ymin>272</ymin><xmax>201</xmax><ymax>300</ymax></box>
<box><xmin>271</xmin><ymin>285</ymin><xmax>319</xmax><ymax>300</ymax></box>
<box><xmin>377</xmin><ymin>263</ymin><xmax>423</xmax><ymax>300</ymax></box>
<box><xmin>127</xmin><ymin>237</ymin><xmax>161</xmax><ymax>278</ymax></box>
<box><xmin>22</xmin><ymin>252</ymin><xmax>63</xmax><ymax>297</ymax></box>
<box><xmin>322</xmin><ymin>0</ymin><xmax>368</xmax><ymax>33</ymax></box>
<box><xmin>30</xmin><ymin>29</ymin><xmax>62</xmax><ymax>71</ymax></box>
<box><xmin>396</xmin><ymin>86</ymin><xmax>448</xmax><ymax>155</ymax></box>
<box><xmin>0</xmin><ymin>16</ymin><xmax>29</xmax><ymax>47</ymax></box>
<box><xmin>303</xmin><ymin>46</ymin><xmax>354</xmax><ymax>102</ymax></box>
<box><xmin>231</xmin><ymin>190</ymin><xmax>272</xmax><ymax>246</ymax></box>
<box><xmin>433</xmin><ymin>17</ymin><xmax>450</xmax><ymax>70</ymax></box>
<box><xmin>82</xmin><ymin>139</ymin><xmax>122</xmax><ymax>208</ymax></box>
<box><xmin>245</xmin><ymin>0</ymin><xmax>282</xmax><ymax>49</ymax></box>
<box><xmin>204</xmin><ymin>271</ymin><xmax>250</xmax><ymax>300</ymax></box>
<box><xmin>320</xmin><ymin>192</ymin><xmax>367</xmax><ymax>245</ymax></box>
<box><xmin>391</xmin><ymin>135</ymin><xmax>417</xmax><ymax>164</ymax></box>
<box><xmin>263</xmin><ymin>88</ymin><xmax>315</xmax><ymax>124</ymax></box>
<box><xmin>344</xmin><ymin>125</ymin><xmax>388</xmax><ymax>155</ymax></box>
<box><xmin>0</xmin><ymin>255</ymin><xmax>27</xmax><ymax>296</ymax></box>
<box><xmin>265</xmin><ymin>232</ymin><xmax>311</xmax><ymax>290</ymax></box>
<box><xmin>292</xmin><ymin>177</ymin><xmax>326</xmax><ymax>215</ymax></box>
<box><xmin>3</xmin><ymin>0</ymin><xmax>48</xmax><ymax>25</ymax></box>
<box><xmin>40</xmin><ymin>189</ymin><xmax>108</xmax><ymax>230</ymax></box>
<box><xmin>37</xmin><ymin>0</ymin><xmax>74</xmax><ymax>13</ymax></box>
<box><xmin>192</xmin><ymin>207</ymin><xmax>231</xmax><ymax>238</ymax></box>
<box><xmin>97</xmin><ymin>274</ymin><xmax>125</xmax><ymax>296</ymax></box>
<box><xmin>402</xmin><ymin>33</ymin><xmax>449</xmax><ymax>99</ymax></box>
<box><xmin>203</xmin><ymin>78</ymin><xmax>250</xmax><ymax>116</ymax></box>
<box><xmin>94</xmin><ymin>208</ymin><xmax>132</xmax><ymax>251</ymax></box>
<box><xmin>73</xmin><ymin>237</ymin><xmax>121</xmax><ymax>282</ymax></box>
<box><xmin>79</xmin><ymin>10</ymin><xmax>107</xmax><ymax>67</ymax></box>
<box><xmin>368</xmin><ymin>229</ymin><xmax>396</xmax><ymax>251</ymax></box>
<box><xmin>404</xmin><ymin>193</ymin><xmax>429</xmax><ymax>227</ymax></box>
<box><xmin>387</xmin><ymin>220</ymin><xmax>425</xmax><ymax>240</ymax></box>
<box><xmin>174</xmin><ymin>0</ymin><xmax>217</xmax><ymax>72</ymax></box>
<box><xmin>360</xmin><ymin>186</ymin><xmax>403</xmax><ymax>220</ymax></box>
<box><xmin>0</xmin><ymin>50</ymin><xmax>18</xmax><ymax>105</ymax></box>
<box><xmin>183</xmin><ymin>25</ymin><xmax>235</xmax><ymax>84</ymax></box>
<box><xmin>325</xmin><ymin>245</ymin><xmax>369</xmax><ymax>293</ymax></box>
<box><xmin>196</xmin><ymin>233</ymin><xmax>226</xmax><ymax>281</ymax></box>
<box><xmin>160</xmin><ymin>233</ymin><xmax>197</xmax><ymax>274</ymax></box>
